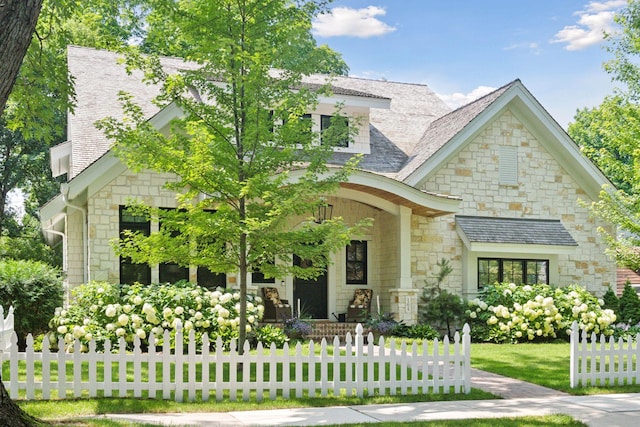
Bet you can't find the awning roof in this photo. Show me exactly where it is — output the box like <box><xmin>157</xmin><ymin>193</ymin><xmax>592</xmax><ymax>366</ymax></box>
<box><xmin>456</xmin><ymin>216</ymin><xmax>578</xmax><ymax>253</ymax></box>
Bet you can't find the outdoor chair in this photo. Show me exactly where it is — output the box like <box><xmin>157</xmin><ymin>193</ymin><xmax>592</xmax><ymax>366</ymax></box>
<box><xmin>261</xmin><ymin>287</ymin><xmax>292</xmax><ymax>322</ymax></box>
<box><xmin>346</xmin><ymin>288</ymin><xmax>373</xmax><ymax>322</ymax></box>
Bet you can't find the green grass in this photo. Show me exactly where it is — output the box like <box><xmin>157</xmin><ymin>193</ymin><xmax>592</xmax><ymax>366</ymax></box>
<box><xmin>471</xmin><ymin>342</ymin><xmax>640</xmax><ymax>394</ymax></box>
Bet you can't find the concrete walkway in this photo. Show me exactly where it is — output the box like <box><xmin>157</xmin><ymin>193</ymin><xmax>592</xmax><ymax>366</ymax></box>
<box><xmin>102</xmin><ymin>369</ymin><xmax>640</xmax><ymax>427</ymax></box>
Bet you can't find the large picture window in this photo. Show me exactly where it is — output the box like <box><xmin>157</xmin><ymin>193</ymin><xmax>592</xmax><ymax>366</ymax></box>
<box><xmin>119</xmin><ymin>206</ymin><xmax>151</xmax><ymax>285</ymax></box>
<box><xmin>346</xmin><ymin>240</ymin><xmax>367</xmax><ymax>284</ymax></box>
<box><xmin>478</xmin><ymin>258</ymin><xmax>549</xmax><ymax>289</ymax></box>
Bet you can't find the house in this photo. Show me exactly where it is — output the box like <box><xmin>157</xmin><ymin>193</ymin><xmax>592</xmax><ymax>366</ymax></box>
<box><xmin>40</xmin><ymin>46</ymin><xmax>615</xmax><ymax>324</ymax></box>
<box><xmin>616</xmin><ymin>267</ymin><xmax>640</xmax><ymax>295</ymax></box>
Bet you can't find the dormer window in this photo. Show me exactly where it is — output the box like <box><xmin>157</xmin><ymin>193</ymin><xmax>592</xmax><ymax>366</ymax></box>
<box><xmin>321</xmin><ymin>114</ymin><xmax>349</xmax><ymax>148</ymax></box>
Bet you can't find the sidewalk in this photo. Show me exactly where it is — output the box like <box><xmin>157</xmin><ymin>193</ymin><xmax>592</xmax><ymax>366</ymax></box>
<box><xmin>103</xmin><ymin>369</ymin><xmax>640</xmax><ymax>427</ymax></box>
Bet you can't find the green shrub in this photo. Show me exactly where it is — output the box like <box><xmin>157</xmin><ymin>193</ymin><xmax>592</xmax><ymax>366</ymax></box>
<box><xmin>466</xmin><ymin>283</ymin><xmax>616</xmax><ymax>343</ymax></box>
<box><xmin>394</xmin><ymin>323</ymin><xmax>441</xmax><ymax>340</ymax></box>
<box><xmin>48</xmin><ymin>281</ymin><xmax>263</xmax><ymax>352</ymax></box>
<box><xmin>418</xmin><ymin>258</ymin><xmax>465</xmax><ymax>338</ymax></box>
<box><xmin>253</xmin><ymin>324</ymin><xmax>288</xmax><ymax>348</ymax></box>
<box><xmin>618</xmin><ymin>283</ymin><xmax>640</xmax><ymax>325</ymax></box>
<box><xmin>601</xmin><ymin>286</ymin><xmax>620</xmax><ymax>314</ymax></box>
<box><xmin>0</xmin><ymin>259</ymin><xmax>63</xmax><ymax>348</ymax></box>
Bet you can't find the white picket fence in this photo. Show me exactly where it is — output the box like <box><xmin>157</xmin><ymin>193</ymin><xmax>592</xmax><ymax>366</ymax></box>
<box><xmin>570</xmin><ymin>321</ymin><xmax>640</xmax><ymax>388</ymax></box>
<box><xmin>2</xmin><ymin>323</ymin><xmax>471</xmax><ymax>401</ymax></box>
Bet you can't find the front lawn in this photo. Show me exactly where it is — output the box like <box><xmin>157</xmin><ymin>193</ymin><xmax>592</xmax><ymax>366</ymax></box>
<box><xmin>471</xmin><ymin>341</ymin><xmax>640</xmax><ymax>394</ymax></box>
<box><xmin>13</xmin><ymin>340</ymin><xmax>640</xmax><ymax>425</ymax></box>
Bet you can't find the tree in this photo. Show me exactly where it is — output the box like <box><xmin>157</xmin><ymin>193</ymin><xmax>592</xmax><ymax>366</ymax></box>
<box><xmin>99</xmin><ymin>0</ymin><xmax>365</xmax><ymax>352</ymax></box>
<box><xmin>0</xmin><ymin>0</ymin><xmax>43</xmax><ymax>114</ymax></box>
<box><xmin>568</xmin><ymin>96</ymin><xmax>640</xmax><ymax>194</ymax></box>
<box><xmin>618</xmin><ymin>283</ymin><xmax>640</xmax><ymax>325</ymax></box>
<box><xmin>0</xmin><ymin>2</ymin><xmax>147</xmax><ymax>423</ymax></box>
<box><xmin>567</xmin><ymin>1</ymin><xmax>640</xmax><ymax>270</ymax></box>
<box><xmin>418</xmin><ymin>258</ymin><xmax>465</xmax><ymax>338</ymax></box>
<box><xmin>604</xmin><ymin>0</ymin><xmax>640</xmax><ymax>100</ymax></box>
<box><xmin>1</xmin><ymin>0</ymin><xmax>149</xmax><ymax>254</ymax></box>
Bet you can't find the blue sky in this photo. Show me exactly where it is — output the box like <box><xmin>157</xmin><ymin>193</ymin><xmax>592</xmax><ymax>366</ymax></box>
<box><xmin>312</xmin><ymin>0</ymin><xmax>627</xmax><ymax>129</ymax></box>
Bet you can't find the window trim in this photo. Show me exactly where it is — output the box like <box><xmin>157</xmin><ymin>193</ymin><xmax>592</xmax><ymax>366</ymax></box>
<box><xmin>477</xmin><ymin>257</ymin><xmax>549</xmax><ymax>289</ymax></box>
<box><xmin>346</xmin><ymin>240</ymin><xmax>367</xmax><ymax>285</ymax></box>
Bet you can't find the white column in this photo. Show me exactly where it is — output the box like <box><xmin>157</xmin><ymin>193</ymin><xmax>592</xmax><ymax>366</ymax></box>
<box><xmin>389</xmin><ymin>205</ymin><xmax>418</xmax><ymax>324</ymax></box>
<box><xmin>398</xmin><ymin>205</ymin><xmax>412</xmax><ymax>289</ymax></box>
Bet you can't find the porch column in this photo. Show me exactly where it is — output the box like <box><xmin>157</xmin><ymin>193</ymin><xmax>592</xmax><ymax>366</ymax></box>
<box><xmin>397</xmin><ymin>205</ymin><xmax>412</xmax><ymax>289</ymax></box>
<box><xmin>389</xmin><ymin>205</ymin><xmax>418</xmax><ymax>324</ymax></box>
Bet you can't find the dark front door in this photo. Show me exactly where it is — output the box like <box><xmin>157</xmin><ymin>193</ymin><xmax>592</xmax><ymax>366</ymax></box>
<box><xmin>293</xmin><ymin>254</ymin><xmax>328</xmax><ymax>319</ymax></box>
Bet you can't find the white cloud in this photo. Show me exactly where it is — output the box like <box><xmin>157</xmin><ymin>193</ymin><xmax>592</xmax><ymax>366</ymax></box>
<box><xmin>313</xmin><ymin>6</ymin><xmax>396</xmax><ymax>38</ymax></box>
<box><xmin>551</xmin><ymin>0</ymin><xmax>626</xmax><ymax>50</ymax></box>
<box><xmin>438</xmin><ymin>86</ymin><xmax>497</xmax><ymax>109</ymax></box>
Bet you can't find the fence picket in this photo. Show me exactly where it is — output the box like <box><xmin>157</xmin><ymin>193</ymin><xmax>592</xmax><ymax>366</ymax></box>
<box><xmin>201</xmin><ymin>334</ymin><xmax>210</xmax><ymax>402</ymax></box>
<box><xmin>148</xmin><ymin>334</ymin><xmax>157</xmax><ymax>399</ymax></box>
<box><xmin>26</xmin><ymin>334</ymin><xmax>34</xmax><ymax>400</ymax></box>
<box><xmin>41</xmin><ymin>335</ymin><xmax>51</xmax><ymax>400</ymax></box>
<box><xmin>103</xmin><ymin>339</ymin><xmax>112</xmax><ymax>398</ymax></box>
<box><xmin>88</xmin><ymin>340</ymin><xmax>97</xmax><ymax>398</ymax></box>
<box><xmin>56</xmin><ymin>336</ymin><xmax>65</xmax><ymax>399</ymax></box>
<box><xmin>187</xmin><ymin>330</ymin><xmax>196</xmax><ymax>402</ymax></box>
<box><xmin>442</xmin><ymin>336</ymin><xmax>450</xmax><ymax>394</ymax></box>
<box><xmin>2</xmin><ymin>324</ymin><xmax>472</xmax><ymax>401</ymax></box>
<box><xmin>73</xmin><ymin>339</ymin><xmax>81</xmax><ymax>398</ymax></box>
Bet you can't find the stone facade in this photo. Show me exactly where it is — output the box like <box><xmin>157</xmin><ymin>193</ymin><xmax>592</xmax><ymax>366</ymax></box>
<box><xmin>411</xmin><ymin>111</ymin><xmax>615</xmax><ymax>298</ymax></box>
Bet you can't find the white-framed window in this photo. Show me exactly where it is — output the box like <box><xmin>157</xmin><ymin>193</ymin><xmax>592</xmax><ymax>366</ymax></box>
<box><xmin>478</xmin><ymin>258</ymin><xmax>549</xmax><ymax>289</ymax></box>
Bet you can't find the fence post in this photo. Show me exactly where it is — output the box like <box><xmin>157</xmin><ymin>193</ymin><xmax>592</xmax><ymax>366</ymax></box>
<box><xmin>569</xmin><ymin>321</ymin><xmax>578</xmax><ymax>388</ymax></box>
<box><xmin>462</xmin><ymin>323</ymin><xmax>471</xmax><ymax>394</ymax></box>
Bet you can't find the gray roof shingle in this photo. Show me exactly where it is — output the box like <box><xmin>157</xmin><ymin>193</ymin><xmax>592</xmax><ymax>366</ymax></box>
<box><xmin>455</xmin><ymin>215</ymin><xmax>578</xmax><ymax>246</ymax></box>
<box><xmin>397</xmin><ymin>81</ymin><xmax>517</xmax><ymax>182</ymax></box>
<box><xmin>66</xmin><ymin>46</ymin><xmax>453</xmax><ymax>179</ymax></box>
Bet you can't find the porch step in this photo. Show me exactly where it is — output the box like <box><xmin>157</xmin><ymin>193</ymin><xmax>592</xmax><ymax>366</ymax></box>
<box><xmin>264</xmin><ymin>320</ymin><xmax>364</xmax><ymax>342</ymax></box>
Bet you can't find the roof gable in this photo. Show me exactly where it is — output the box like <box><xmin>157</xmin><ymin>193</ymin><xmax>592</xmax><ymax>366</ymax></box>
<box><xmin>398</xmin><ymin>80</ymin><xmax>611</xmax><ymax>199</ymax></box>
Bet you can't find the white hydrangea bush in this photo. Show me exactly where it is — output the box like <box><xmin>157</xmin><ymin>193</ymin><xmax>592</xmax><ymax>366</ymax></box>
<box><xmin>48</xmin><ymin>281</ymin><xmax>263</xmax><ymax>352</ymax></box>
<box><xmin>466</xmin><ymin>283</ymin><xmax>616</xmax><ymax>343</ymax></box>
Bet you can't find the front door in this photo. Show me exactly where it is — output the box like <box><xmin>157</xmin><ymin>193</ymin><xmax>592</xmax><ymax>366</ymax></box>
<box><xmin>293</xmin><ymin>254</ymin><xmax>328</xmax><ymax>319</ymax></box>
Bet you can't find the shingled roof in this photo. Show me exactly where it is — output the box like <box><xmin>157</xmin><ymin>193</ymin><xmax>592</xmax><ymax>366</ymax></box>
<box><xmin>65</xmin><ymin>46</ymin><xmax>453</xmax><ymax>179</ymax></box>
<box><xmin>455</xmin><ymin>215</ymin><xmax>578</xmax><ymax>246</ymax></box>
<box><xmin>396</xmin><ymin>81</ymin><xmax>516</xmax><ymax>182</ymax></box>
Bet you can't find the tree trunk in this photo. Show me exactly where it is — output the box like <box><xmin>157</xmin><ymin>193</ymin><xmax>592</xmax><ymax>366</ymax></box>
<box><xmin>0</xmin><ymin>373</ymin><xmax>47</xmax><ymax>426</ymax></box>
<box><xmin>0</xmin><ymin>0</ymin><xmax>44</xmax><ymax>113</ymax></box>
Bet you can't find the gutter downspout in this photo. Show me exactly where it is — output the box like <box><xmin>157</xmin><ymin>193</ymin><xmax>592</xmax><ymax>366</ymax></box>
<box><xmin>61</xmin><ymin>183</ymin><xmax>89</xmax><ymax>284</ymax></box>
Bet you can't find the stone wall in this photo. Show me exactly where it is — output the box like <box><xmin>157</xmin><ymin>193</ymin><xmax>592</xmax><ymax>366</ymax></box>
<box><xmin>412</xmin><ymin>110</ymin><xmax>615</xmax><ymax>296</ymax></box>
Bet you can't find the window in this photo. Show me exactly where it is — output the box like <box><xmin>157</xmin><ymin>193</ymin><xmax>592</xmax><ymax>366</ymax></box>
<box><xmin>478</xmin><ymin>258</ymin><xmax>548</xmax><ymax>289</ymax></box>
<box><xmin>119</xmin><ymin>206</ymin><xmax>151</xmax><ymax>285</ymax></box>
<box><xmin>298</xmin><ymin>113</ymin><xmax>313</xmax><ymax>145</ymax></box>
<box><xmin>197</xmin><ymin>267</ymin><xmax>226</xmax><ymax>290</ymax></box>
<box><xmin>195</xmin><ymin>210</ymin><xmax>227</xmax><ymax>290</ymax></box>
<box><xmin>321</xmin><ymin>114</ymin><xmax>349</xmax><ymax>147</ymax></box>
<box><xmin>252</xmin><ymin>258</ymin><xmax>275</xmax><ymax>284</ymax></box>
<box><xmin>158</xmin><ymin>208</ymin><xmax>189</xmax><ymax>284</ymax></box>
<box><xmin>346</xmin><ymin>240</ymin><xmax>367</xmax><ymax>284</ymax></box>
